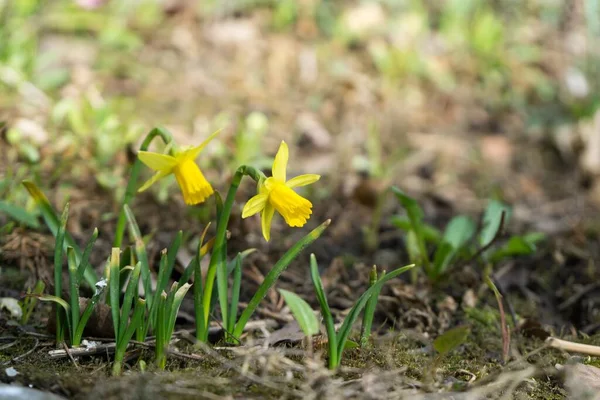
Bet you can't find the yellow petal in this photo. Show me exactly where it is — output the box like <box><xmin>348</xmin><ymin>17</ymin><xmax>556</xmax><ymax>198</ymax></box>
<box><xmin>242</xmin><ymin>193</ymin><xmax>268</xmax><ymax>218</ymax></box>
<box><xmin>138</xmin><ymin>151</ymin><xmax>177</xmax><ymax>171</ymax></box>
<box><xmin>179</xmin><ymin>129</ymin><xmax>222</xmax><ymax>163</ymax></box>
<box><xmin>261</xmin><ymin>203</ymin><xmax>275</xmax><ymax>242</ymax></box>
<box><xmin>138</xmin><ymin>170</ymin><xmax>171</xmax><ymax>192</ymax></box>
<box><xmin>286</xmin><ymin>174</ymin><xmax>320</xmax><ymax>189</ymax></box>
<box><xmin>272</xmin><ymin>141</ymin><xmax>288</xmax><ymax>182</ymax></box>
<box><xmin>173</xmin><ymin>159</ymin><xmax>214</xmax><ymax>205</ymax></box>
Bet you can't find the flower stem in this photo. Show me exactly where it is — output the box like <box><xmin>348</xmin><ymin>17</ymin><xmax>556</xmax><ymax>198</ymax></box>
<box><xmin>200</xmin><ymin>165</ymin><xmax>263</xmax><ymax>340</ymax></box>
<box><xmin>113</xmin><ymin>127</ymin><xmax>173</xmax><ymax>248</ymax></box>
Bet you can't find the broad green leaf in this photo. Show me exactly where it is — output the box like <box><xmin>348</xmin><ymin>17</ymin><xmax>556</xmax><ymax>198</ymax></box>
<box><xmin>479</xmin><ymin>199</ymin><xmax>511</xmax><ymax>249</ymax></box>
<box><xmin>489</xmin><ymin>235</ymin><xmax>536</xmax><ymax>262</ymax></box>
<box><xmin>344</xmin><ymin>340</ymin><xmax>359</xmax><ymax>350</ymax></box>
<box><xmin>0</xmin><ymin>200</ymin><xmax>39</xmax><ymax>228</ymax></box>
<box><xmin>391</xmin><ymin>216</ymin><xmax>442</xmax><ymax>243</ymax></box>
<box><xmin>433</xmin><ymin>215</ymin><xmax>476</xmax><ymax>275</ymax></box>
<box><xmin>279</xmin><ymin>289</ymin><xmax>319</xmax><ymax>337</ymax></box>
<box><xmin>443</xmin><ymin>216</ymin><xmax>476</xmax><ymax>249</ymax></box>
<box><xmin>433</xmin><ymin>325</ymin><xmax>470</xmax><ymax>355</ymax></box>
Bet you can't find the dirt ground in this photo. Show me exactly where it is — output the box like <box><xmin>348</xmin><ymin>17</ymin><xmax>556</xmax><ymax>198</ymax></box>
<box><xmin>3</xmin><ymin>1</ymin><xmax>600</xmax><ymax>399</ymax></box>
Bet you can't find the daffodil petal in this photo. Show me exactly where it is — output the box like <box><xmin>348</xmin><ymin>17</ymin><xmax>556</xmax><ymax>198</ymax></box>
<box><xmin>138</xmin><ymin>151</ymin><xmax>177</xmax><ymax>171</ymax></box>
<box><xmin>138</xmin><ymin>170</ymin><xmax>171</xmax><ymax>192</ymax></box>
<box><xmin>272</xmin><ymin>141</ymin><xmax>288</xmax><ymax>182</ymax></box>
<box><xmin>285</xmin><ymin>174</ymin><xmax>321</xmax><ymax>189</ymax></box>
<box><xmin>261</xmin><ymin>203</ymin><xmax>275</xmax><ymax>242</ymax></box>
<box><xmin>242</xmin><ymin>193</ymin><xmax>268</xmax><ymax>218</ymax></box>
<box><xmin>180</xmin><ymin>129</ymin><xmax>222</xmax><ymax>162</ymax></box>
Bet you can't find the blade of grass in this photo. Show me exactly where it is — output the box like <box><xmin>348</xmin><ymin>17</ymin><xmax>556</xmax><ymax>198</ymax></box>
<box><xmin>232</xmin><ymin>220</ymin><xmax>331</xmax><ymax>340</ymax></box>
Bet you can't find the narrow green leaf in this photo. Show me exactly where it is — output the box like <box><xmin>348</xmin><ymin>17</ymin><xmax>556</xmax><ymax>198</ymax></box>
<box><xmin>124</xmin><ymin>205</ymin><xmax>152</xmax><ymax>310</ymax></box>
<box><xmin>109</xmin><ymin>248</ymin><xmax>121</xmax><ymax>341</ymax></box>
<box><xmin>36</xmin><ymin>294</ymin><xmax>71</xmax><ymax>312</ymax></box>
<box><xmin>167</xmin><ymin>282</ymin><xmax>191</xmax><ymax>340</ymax></box>
<box><xmin>53</xmin><ymin>203</ymin><xmax>69</xmax><ymax>342</ymax></box>
<box><xmin>73</xmin><ymin>278</ymin><xmax>107</xmax><ymax>346</ymax></box>
<box><xmin>310</xmin><ymin>254</ymin><xmax>337</xmax><ymax>369</ymax></box>
<box><xmin>228</xmin><ymin>254</ymin><xmax>243</xmax><ymax>335</ymax></box>
<box><xmin>119</xmin><ymin>262</ymin><xmax>141</xmax><ymax>340</ymax></box>
<box><xmin>77</xmin><ymin>228</ymin><xmax>98</xmax><ymax>283</ymax></box>
<box><xmin>67</xmin><ymin>247</ymin><xmax>80</xmax><ymax>341</ymax></box>
<box><xmin>23</xmin><ymin>181</ymin><xmax>98</xmax><ymax>288</ymax></box>
<box><xmin>279</xmin><ymin>289</ymin><xmax>319</xmax><ymax>337</ymax></box>
<box><xmin>360</xmin><ymin>267</ymin><xmax>384</xmax><ymax>347</ymax></box>
<box><xmin>392</xmin><ymin>187</ymin><xmax>430</xmax><ymax>271</ymax></box>
<box><xmin>232</xmin><ymin>219</ymin><xmax>331</xmax><ymax>339</ymax></box>
<box><xmin>336</xmin><ymin>264</ymin><xmax>415</xmax><ymax>365</ymax></box>
<box><xmin>433</xmin><ymin>325</ymin><xmax>470</xmax><ymax>355</ymax></box>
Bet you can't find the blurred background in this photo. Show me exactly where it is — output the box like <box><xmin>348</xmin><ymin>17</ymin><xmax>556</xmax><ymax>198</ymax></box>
<box><xmin>2</xmin><ymin>0</ymin><xmax>600</xmax><ymax>258</ymax></box>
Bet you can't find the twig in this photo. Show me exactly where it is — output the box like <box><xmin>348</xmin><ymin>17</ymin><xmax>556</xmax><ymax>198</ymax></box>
<box><xmin>62</xmin><ymin>342</ymin><xmax>80</xmax><ymax>370</ymax></box>
<box><xmin>546</xmin><ymin>337</ymin><xmax>600</xmax><ymax>356</ymax></box>
<box><xmin>49</xmin><ymin>342</ymin><xmax>116</xmax><ymax>358</ymax></box>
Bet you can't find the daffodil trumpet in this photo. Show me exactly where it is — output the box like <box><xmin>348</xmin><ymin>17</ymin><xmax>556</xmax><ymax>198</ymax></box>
<box><xmin>137</xmin><ymin>129</ymin><xmax>221</xmax><ymax>206</ymax></box>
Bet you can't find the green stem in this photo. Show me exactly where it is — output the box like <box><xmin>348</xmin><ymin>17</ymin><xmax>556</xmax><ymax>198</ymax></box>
<box><xmin>201</xmin><ymin>165</ymin><xmax>263</xmax><ymax>337</ymax></box>
<box><xmin>113</xmin><ymin>127</ymin><xmax>173</xmax><ymax>248</ymax></box>
<box><xmin>232</xmin><ymin>220</ymin><xmax>331</xmax><ymax>340</ymax></box>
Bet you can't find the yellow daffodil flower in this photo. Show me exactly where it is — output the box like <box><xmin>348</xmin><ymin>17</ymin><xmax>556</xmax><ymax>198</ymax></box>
<box><xmin>242</xmin><ymin>141</ymin><xmax>320</xmax><ymax>241</ymax></box>
<box><xmin>137</xmin><ymin>131</ymin><xmax>219</xmax><ymax>205</ymax></box>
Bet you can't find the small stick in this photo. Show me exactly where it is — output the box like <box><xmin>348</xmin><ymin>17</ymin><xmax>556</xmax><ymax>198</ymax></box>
<box><xmin>546</xmin><ymin>337</ymin><xmax>600</xmax><ymax>357</ymax></box>
<box><xmin>62</xmin><ymin>342</ymin><xmax>80</xmax><ymax>370</ymax></box>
